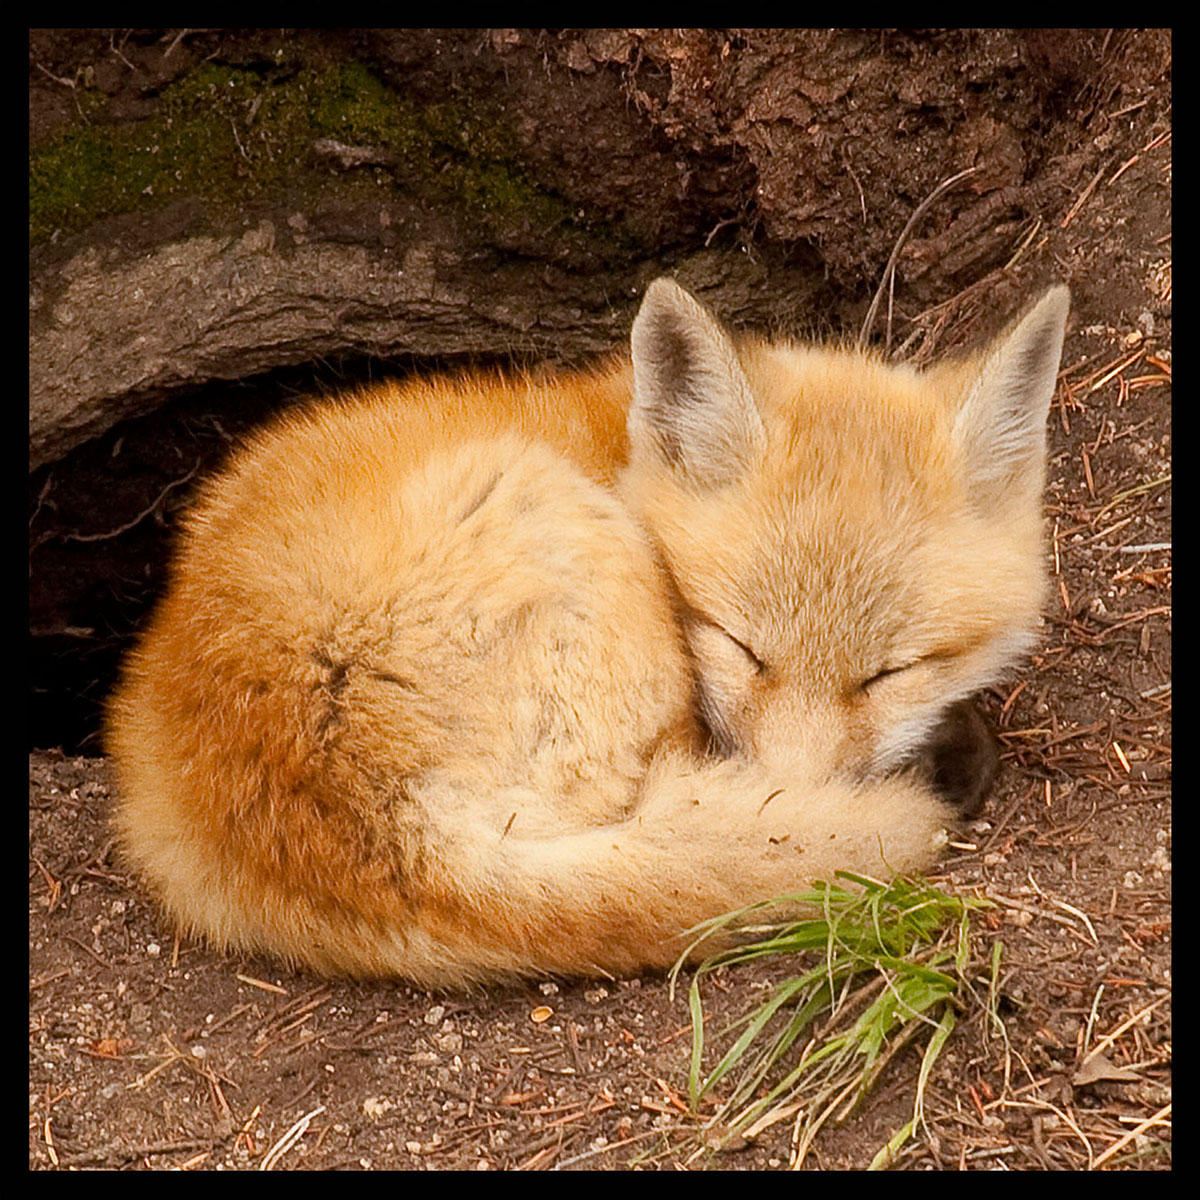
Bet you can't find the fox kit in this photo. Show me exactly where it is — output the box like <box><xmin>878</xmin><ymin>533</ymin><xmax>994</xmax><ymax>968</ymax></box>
<box><xmin>107</xmin><ymin>278</ymin><xmax>1069</xmax><ymax>986</ymax></box>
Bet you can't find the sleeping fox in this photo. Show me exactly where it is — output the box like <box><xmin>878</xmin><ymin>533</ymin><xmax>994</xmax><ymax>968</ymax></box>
<box><xmin>106</xmin><ymin>278</ymin><xmax>1069</xmax><ymax>986</ymax></box>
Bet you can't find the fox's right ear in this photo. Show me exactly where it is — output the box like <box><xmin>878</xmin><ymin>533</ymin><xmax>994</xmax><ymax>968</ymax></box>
<box><xmin>953</xmin><ymin>285</ymin><xmax>1070</xmax><ymax>510</ymax></box>
<box><xmin>629</xmin><ymin>278</ymin><xmax>765</xmax><ymax>487</ymax></box>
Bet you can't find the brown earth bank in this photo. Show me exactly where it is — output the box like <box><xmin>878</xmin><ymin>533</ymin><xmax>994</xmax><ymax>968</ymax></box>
<box><xmin>30</xmin><ymin>29</ymin><xmax>1170</xmax><ymax>1169</ymax></box>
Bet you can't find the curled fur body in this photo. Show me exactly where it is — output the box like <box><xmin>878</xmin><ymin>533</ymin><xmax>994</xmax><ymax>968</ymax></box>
<box><xmin>108</xmin><ymin>280</ymin><xmax>1069</xmax><ymax>985</ymax></box>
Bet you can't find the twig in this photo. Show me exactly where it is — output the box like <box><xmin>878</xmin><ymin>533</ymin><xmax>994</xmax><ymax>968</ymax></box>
<box><xmin>109</xmin><ymin>30</ymin><xmax>138</xmax><ymax>74</ymax></box>
<box><xmin>1060</xmin><ymin>162</ymin><xmax>1108</xmax><ymax>228</ymax></box>
<box><xmin>59</xmin><ymin>460</ymin><xmax>202</xmax><ymax>543</ymax></box>
<box><xmin>56</xmin><ymin>1137</ymin><xmax>218</xmax><ymax>1169</ymax></box>
<box><xmin>163</xmin><ymin>28</ymin><xmax>192</xmax><ymax>58</ymax></box>
<box><xmin>1091</xmin><ymin>1103</ymin><xmax>1171</xmax><ymax>1170</ymax></box>
<box><xmin>230</xmin><ymin>117</ymin><xmax>250</xmax><ymax>161</ymax></box>
<box><xmin>1003</xmin><ymin>216</ymin><xmax>1043</xmax><ymax>271</ymax></box>
<box><xmin>1025</xmin><ymin>1095</ymin><xmax>1096</xmax><ymax>1168</ymax></box>
<box><xmin>704</xmin><ymin>215</ymin><xmax>739</xmax><ymax>247</ymax></box>
<box><xmin>1104</xmin><ymin>97</ymin><xmax>1150</xmax><ymax>120</ymax></box>
<box><xmin>858</xmin><ymin>166</ymin><xmax>981</xmax><ymax>353</ymax></box>
<box><xmin>237</xmin><ymin>973</ymin><xmax>288</xmax><ymax>995</ymax></box>
<box><xmin>551</xmin><ymin>1129</ymin><xmax>660</xmax><ymax>1169</ymax></box>
<box><xmin>843</xmin><ymin>153</ymin><xmax>867</xmax><ymax>223</ymax></box>
<box><xmin>260</xmin><ymin>1106</ymin><xmax>326</xmax><ymax>1170</ymax></box>
<box><xmin>1086</xmin><ymin>348</ymin><xmax>1144</xmax><ymax>393</ymax></box>
<box><xmin>30</xmin><ymin>967</ymin><xmax>71</xmax><ymax>990</ymax></box>
<box><xmin>1139</xmin><ymin>129</ymin><xmax>1171</xmax><ymax>155</ymax></box>
<box><xmin>35</xmin><ymin>61</ymin><xmax>77</xmax><ymax>89</ymax></box>
<box><xmin>1084</xmin><ymin>996</ymin><xmax>1168</xmax><ymax>1061</ymax></box>
<box><xmin>66</xmin><ymin>934</ymin><xmax>113</xmax><ymax>968</ymax></box>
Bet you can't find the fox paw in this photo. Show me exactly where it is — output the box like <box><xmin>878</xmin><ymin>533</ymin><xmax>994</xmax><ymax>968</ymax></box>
<box><xmin>912</xmin><ymin>699</ymin><xmax>999</xmax><ymax>818</ymax></box>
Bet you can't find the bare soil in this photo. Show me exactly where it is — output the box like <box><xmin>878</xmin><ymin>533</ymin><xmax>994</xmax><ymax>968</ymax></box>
<box><xmin>30</xmin><ymin>30</ymin><xmax>1170</xmax><ymax>1170</ymax></box>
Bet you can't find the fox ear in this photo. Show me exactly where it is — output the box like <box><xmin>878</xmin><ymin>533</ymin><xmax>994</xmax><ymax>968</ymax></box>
<box><xmin>953</xmin><ymin>285</ymin><xmax>1070</xmax><ymax>509</ymax></box>
<box><xmin>629</xmin><ymin>278</ymin><xmax>765</xmax><ymax>486</ymax></box>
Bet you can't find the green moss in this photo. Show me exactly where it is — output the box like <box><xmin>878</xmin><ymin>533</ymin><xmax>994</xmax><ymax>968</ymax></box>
<box><xmin>31</xmin><ymin>64</ymin><xmax>268</xmax><ymax>241</ymax></box>
<box><xmin>30</xmin><ymin>60</ymin><xmax>631</xmax><ymax>254</ymax></box>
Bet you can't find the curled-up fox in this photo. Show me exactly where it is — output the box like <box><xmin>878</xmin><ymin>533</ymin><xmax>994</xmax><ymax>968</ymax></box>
<box><xmin>107</xmin><ymin>278</ymin><xmax>1069</xmax><ymax>986</ymax></box>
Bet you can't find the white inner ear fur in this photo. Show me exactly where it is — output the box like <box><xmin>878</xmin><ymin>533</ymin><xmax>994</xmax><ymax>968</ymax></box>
<box><xmin>629</xmin><ymin>278</ymin><xmax>765</xmax><ymax>487</ymax></box>
<box><xmin>953</xmin><ymin>285</ymin><xmax>1070</xmax><ymax>510</ymax></box>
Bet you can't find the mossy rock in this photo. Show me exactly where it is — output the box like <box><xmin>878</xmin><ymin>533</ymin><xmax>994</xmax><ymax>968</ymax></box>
<box><xmin>30</xmin><ymin>60</ymin><xmax>627</xmax><ymax>255</ymax></box>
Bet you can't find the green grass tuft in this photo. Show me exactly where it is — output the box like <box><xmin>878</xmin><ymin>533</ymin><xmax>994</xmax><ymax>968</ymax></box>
<box><xmin>669</xmin><ymin>872</ymin><xmax>995</xmax><ymax>1169</ymax></box>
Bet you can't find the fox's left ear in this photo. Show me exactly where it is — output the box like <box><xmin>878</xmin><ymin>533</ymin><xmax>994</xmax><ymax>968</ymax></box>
<box><xmin>953</xmin><ymin>285</ymin><xmax>1070</xmax><ymax>509</ymax></box>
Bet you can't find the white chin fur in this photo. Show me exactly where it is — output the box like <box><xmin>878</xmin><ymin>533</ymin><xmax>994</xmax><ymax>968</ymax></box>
<box><xmin>867</xmin><ymin>711</ymin><xmax>946</xmax><ymax>777</ymax></box>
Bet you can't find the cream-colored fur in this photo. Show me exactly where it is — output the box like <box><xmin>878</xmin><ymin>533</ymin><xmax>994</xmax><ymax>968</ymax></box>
<box><xmin>107</xmin><ymin>279</ymin><xmax>1069</xmax><ymax>986</ymax></box>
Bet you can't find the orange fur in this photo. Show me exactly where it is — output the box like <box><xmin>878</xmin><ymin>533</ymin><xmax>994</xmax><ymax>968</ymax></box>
<box><xmin>107</xmin><ymin>279</ymin><xmax>1068</xmax><ymax>985</ymax></box>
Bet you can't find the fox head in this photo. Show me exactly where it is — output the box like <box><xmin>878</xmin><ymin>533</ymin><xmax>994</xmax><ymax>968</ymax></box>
<box><xmin>621</xmin><ymin>278</ymin><xmax>1069</xmax><ymax>779</ymax></box>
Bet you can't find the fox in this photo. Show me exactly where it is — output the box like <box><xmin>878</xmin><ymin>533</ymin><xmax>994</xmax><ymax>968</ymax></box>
<box><xmin>106</xmin><ymin>277</ymin><xmax>1069</xmax><ymax>987</ymax></box>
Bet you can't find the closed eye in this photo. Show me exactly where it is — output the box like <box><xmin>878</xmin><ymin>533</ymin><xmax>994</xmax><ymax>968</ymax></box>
<box><xmin>691</xmin><ymin>610</ymin><xmax>766</xmax><ymax>673</ymax></box>
<box><xmin>722</xmin><ymin>627</ymin><xmax>766</xmax><ymax>673</ymax></box>
<box><xmin>858</xmin><ymin>664</ymin><xmax>911</xmax><ymax>692</ymax></box>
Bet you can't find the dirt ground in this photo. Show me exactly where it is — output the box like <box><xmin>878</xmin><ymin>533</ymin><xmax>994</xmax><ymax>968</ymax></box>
<box><xmin>30</xmin><ymin>32</ymin><xmax>1170</xmax><ymax>1171</ymax></box>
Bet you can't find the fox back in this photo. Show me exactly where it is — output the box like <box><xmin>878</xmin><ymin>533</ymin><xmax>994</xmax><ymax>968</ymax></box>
<box><xmin>107</xmin><ymin>278</ymin><xmax>1068</xmax><ymax>985</ymax></box>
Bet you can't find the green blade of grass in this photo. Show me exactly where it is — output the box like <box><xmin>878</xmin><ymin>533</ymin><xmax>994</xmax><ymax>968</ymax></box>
<box><xmin>867</xmin><ymin>1004</ymin><xmax>956</xmax><ymax>1169</ymax></box>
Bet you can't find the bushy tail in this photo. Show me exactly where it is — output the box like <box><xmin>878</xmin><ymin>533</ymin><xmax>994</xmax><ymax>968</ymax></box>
<box><xmin>372</xmin><ymin>753</ymin><xmax>955</xmax><ymax>987</ymax></box>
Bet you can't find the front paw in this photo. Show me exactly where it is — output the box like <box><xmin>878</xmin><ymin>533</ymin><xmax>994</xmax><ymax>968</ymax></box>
<box><xmin>913</xmin><ymin>699</ymin><xmax>1000</xmax><ymax>818</ymax></box>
